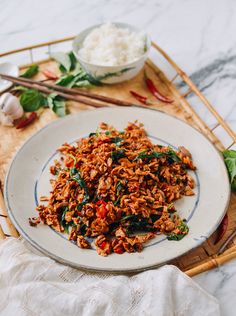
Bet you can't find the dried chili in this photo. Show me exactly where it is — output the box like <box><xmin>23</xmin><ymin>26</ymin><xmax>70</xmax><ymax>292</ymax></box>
<box><xmin>16</xmin><ymin>112</ymin><xmax>38</xmax><ymax>129</ymax></box>
<box><xmin>42</xmin><ymin>70</ymin><xmax>58</xmax><ymax>80</ymax></box>
<box><xmin>129</xmin><ymin>90</ymin><xmax>152</xmax><ymax>105</ymax></box>
<box><xmin>145</xmin><ymin>75</ymin><xmax>173</xmax><ymax>103</ymax></box>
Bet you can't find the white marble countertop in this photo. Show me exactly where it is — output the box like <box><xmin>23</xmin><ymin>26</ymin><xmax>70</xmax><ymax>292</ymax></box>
<box><xmin>1</xmin><ymin>0</ymin><xmax>235</xmax><ymax>314</ymax></box>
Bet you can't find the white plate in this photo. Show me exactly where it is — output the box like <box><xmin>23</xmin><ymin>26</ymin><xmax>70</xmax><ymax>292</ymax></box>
<box><xmin>4</xmin><ymin>107</ymin><xmax>230</xmax><ymax>272</ymax></box>
<box><xmin>0</xmin><ymin>63</ymin><xmax>19</xmax><ymax>93</ymax></box>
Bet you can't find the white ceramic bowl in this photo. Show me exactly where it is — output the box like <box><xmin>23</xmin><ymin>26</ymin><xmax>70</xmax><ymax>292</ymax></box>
<box><xmin>0</xmin><ymin>63</ymin><xmax>19</xmax><ymax>93</ymax></box>
<box><xmin>72</xmin><ymin>23</ymin><xmax>151</xmax><ymax>84</ymax></box>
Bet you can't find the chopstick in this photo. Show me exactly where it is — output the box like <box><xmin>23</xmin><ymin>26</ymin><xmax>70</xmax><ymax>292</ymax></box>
<box><xmin>0</xmin><ymin>74</ymin><xmax>108</xmax><ymax>108</ymax></box>
<box><xmin>0</xmin><ymin>73</ymin><xmax>136</xmax><ymax>108</ymax></box>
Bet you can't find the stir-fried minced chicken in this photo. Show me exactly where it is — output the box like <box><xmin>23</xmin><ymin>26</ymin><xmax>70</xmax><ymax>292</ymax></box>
<box><xmin>31</xmin><ymin>122</ymin><xmax>196</xmax><ymax>256</ymax></box>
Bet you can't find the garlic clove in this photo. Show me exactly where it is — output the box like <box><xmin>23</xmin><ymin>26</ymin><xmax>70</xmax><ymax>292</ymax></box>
<box><xmin>0</xmin><ymin>111</ymin><xmax>14</xmax><ymax>126</ymax></box>
<box><xmin>0</xmin><ymin>93</ymin><xmax>10</xmax><ymax>111</ymax></box>
<box><xmin>0</xmin><ymin>92</ymin><xmax>24</xmax><ymax>120</ymax></box>
<box><xmin>12</xmin><ymin>105</ymin><xmax>24</xmax><ymax>120</ymax></box>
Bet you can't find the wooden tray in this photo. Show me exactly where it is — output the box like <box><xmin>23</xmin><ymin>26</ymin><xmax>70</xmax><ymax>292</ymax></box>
<box><xmin>0</xmin><ymin>37</ymin><xmax>235</xmax><ymax>277</ymax></box>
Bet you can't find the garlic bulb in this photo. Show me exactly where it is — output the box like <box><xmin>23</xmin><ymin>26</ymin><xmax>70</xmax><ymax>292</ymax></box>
<box><xmin>0</xmin><ymin>92</ymin><xmax>24</xmax><ymax>126</ymax></box>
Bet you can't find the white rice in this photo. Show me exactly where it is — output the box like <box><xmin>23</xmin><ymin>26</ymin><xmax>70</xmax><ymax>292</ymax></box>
<box><xmin>78</xmin><ymin>23</ymin><xmax>146</xmax><ymax>66</ymax></box>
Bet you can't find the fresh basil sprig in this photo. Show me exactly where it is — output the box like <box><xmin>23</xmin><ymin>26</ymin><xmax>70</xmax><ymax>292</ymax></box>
<box><xmin>19</xmin><ymin>88</ymin><xmax>66</xmax><ymax>117</ymax></box>
<box><xmin>51</xmin><ymin>51</ymin><xmax>101</xmax><ymax>87</ymax></box>
<box><xmin>223</xmin><ymin>149</ymin><xmax>236</xmax><ymax>191</ymax></box>
<box><xmin>20</xmin><ymin>64</ymin><xmax>39</xmax><ymax>78</ymax></box>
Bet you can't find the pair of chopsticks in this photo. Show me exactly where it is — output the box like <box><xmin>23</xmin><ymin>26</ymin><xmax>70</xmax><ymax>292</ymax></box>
<box><xmin>0</xmin><ymin>73</ymin><xmax>140</xmax><ymax>109</ymax></box>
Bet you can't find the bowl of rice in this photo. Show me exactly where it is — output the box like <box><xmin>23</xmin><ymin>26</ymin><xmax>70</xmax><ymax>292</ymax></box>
<box><xmin>72</xmin><ymin>23</ymin><xmax>151</xmax><ymax>84</ymax></box>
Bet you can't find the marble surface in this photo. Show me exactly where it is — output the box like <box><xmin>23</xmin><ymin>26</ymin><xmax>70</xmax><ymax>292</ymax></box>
<box><xmin>0</xmin><ymin>0</ymin><xmax>235</xmax><ymax>314</ymax></box>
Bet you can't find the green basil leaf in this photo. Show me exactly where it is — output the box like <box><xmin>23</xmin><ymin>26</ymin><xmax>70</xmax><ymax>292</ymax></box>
<box><xmin>112</xmin><ymin>137</ymin><xmax>123</xmax><ymax>147</ymax></box>
<box><xmin>150</xmin><ymin>214</ymin><xmax>161</xmax><ymax>222</ymax></box>
<box><xmin>111</xmin><ymin>150</ymin><xmax>126</xmax><ymax>162</ymax></box>
<box><xmin>20</xmin><ymin>64</ymin><xmax>39</xmax><ymax>78</ymax></box>
<box><xmin>71</xmin><ymin>63</ymin><xmax>86</xmax><ymax>76</ymax></box>
<box><xmin>223</xmin><ymin>150</ymin><xmax>236</xmax><ymax>191</ymax></box>
<box><xmin>126</xmin><ymin>218</ymin><xmax>153</xmax><ymax>233</ymax></box>
<box><xmin>116</xmin><ymin>180</ymin><xmax>123</xmax><ymax>196</ymax></box>
<box><xmin>232</xmin><ymin>180</ymin><xmax>236</xmax><ymax>191</ymax></box>
<box><xmin>68</xmin><ymin>51</ymin><xmax>77</xmax><ymax>71</ymax></box>
<box><xmin>135</xmin><ymin>149</ymin><xmax>181</xmax><ymax>163</ymax></box>
<box><xmin>89</xmin><ymin>132</ymin><xmax>97</xmax><ymax>137</ymax></box>
<box><xmin>167</xmin><ymin>234</ymin><xmax>186</xmax><ymax>241</ymax></box>
<box><xmin>56</xmin><ymin>72</ymin><xmax>92</xmax><ymax>88</ymax></box>
<box><xmin>60</xmin><ymin>207</ymin><xmax>73</xmax><ymax>234</ymax></box>
<box><xmin>223</xmin><ymin>149</ymin><xmax>236</xmax><ymax>159</ymax></box>
<box><xmin>165</xmin><ymin>149</ymin><xmax>181</xmax><ymax>163</ymax></box>
<box><xmin>70</xmin><ymin>167</ymin><xmax>87</xmax><ymax>190</ymax></box>
<box><xmin>112</xmin><ymin>199</ymin><xmax>120</xmax><ymax>206</ymax></box>
<box><xmin>224</xmin><ymin>157</ymin><xmax>236</xmax><ymax>183</ymax></box>
<box><xmin>70</xmin><ymin>167</ymin><xmax>90</xmax><ymax>209</ymax></box>
<box><xmin>121</xmin><ymin>214</ymin><xmax>138</xmax><ymax>221</ymax></box>
<box><xmin>85</xmin><ymin>74</ymin><xmax>102</xmax><ymax>86</ymax></box>
<box><xmin>80</xmin><ymin>223</ymin><xmax>87</xmax><ymax>236</ymax></box>
<box><xmin>56</xmin><ymin>74</ymin><xmax>77</xmax><ymax>87</ymax></box>
<box><xmin>167</xmin><ymin>220</ymin><xmax>189</xmax><ymax>241</ymax></box>
<box><xmin>50</xmin><ymin>52</ymin><xmax>71</xmax><ymax>72</ymax></box>
<box><xmin>47</xmin><ymin>93</ymin><xmax>66</xmax><ymax>117</ymax></box>
<box><xmin>95</xmin><ymin>67</ymin><xmax>133</xmax><ymax>81</ymax></box>
<box><xmin>20</xmin><ymin>89</ymin><xmax>46</xmax><ymax>112</ymax></box>
<box><xmin>74</xmin><ymin>80</ymin><xmax>93</xmax><ymax>87</ymax></box>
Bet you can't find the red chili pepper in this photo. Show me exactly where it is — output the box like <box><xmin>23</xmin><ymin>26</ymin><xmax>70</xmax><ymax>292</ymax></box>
<box><xmin>42</xmin><ymin>70</ymin><xmax>58</xmax><ymax>80</ymax></box>
<box><xmin>145</xmin><ymin>75</ymin><xmax>173</xmax><ymax>103</ymax></box>
<box><xmin>114</xmin><ymin>246</ymin><xmax>125</xmax><ymax>254</ymax></box>
<box><xmin>16</xmin><ymin>112</ymin><xmax>38</xmax><ymax>129</ymax></box>
<box><xmin>95</xmin><ymin>200</ymin><xmax>108</xmax><ymax>218</ymax></box>
<box><xmin>65</xmin><ymin>157</ymin><xmax>75</xmax><ymax>168</ymax></box>
<box><xmin>214</xmin><ymin>213</ymin><xmax>229</xmax><ymax>245</ymax></box>
<box><xmin>129</xmin><ymin>90</ymin><xmax>152</xmax><ymax>105</ymax></box>
<box><xmin>96</xmin><ymin>200</ymin><xmax>107</xmax><ymax>207</ymax></box>
<box><xmin>100</xmin><ymin>241</ymin><xmax>107</xmax><ymax>250</ymax></box>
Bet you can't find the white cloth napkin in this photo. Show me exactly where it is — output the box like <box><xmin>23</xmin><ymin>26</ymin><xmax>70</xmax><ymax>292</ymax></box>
<box><xmin>0</xmin><ymin>238</ymin><xmax>220</xmax><ymax>316</ymax></box>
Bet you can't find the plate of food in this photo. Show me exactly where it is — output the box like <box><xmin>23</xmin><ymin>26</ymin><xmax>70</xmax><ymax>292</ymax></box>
<box><xmin>4</xmin><ymin>107</ymin><xmax>230</xmax><ymax>272</ymax></box>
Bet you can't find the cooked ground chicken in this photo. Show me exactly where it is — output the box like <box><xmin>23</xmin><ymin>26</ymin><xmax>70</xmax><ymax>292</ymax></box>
<box><xmin>31</xmin><ymin>122</ymin><xmax>196</xmax><ymax>256</ymax></box>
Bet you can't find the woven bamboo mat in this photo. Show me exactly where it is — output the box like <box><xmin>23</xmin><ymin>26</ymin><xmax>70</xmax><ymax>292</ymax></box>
<box><xmin>0</xmin><ymin>39</ymin><xmax>235</xmax><ymax>277</ymax></box>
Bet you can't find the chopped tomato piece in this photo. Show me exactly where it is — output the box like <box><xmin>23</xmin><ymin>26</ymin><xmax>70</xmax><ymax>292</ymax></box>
<box><xmin>96</xmin><ymin>205</ymin><xmax>108</xmax><ymax>219</ymax></box>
